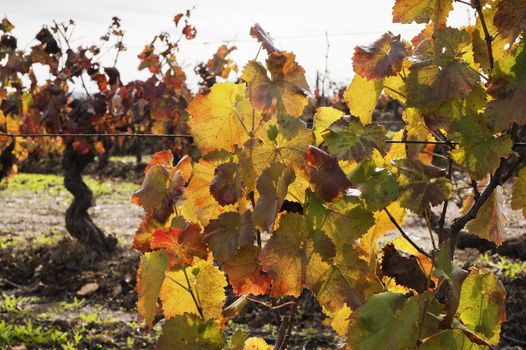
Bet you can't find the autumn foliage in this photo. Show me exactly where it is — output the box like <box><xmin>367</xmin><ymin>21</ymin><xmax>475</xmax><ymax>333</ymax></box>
<box><xmin>129</xmin><ymin>0</ymin><xmax>526</xmax><ymax>348</ymax></box>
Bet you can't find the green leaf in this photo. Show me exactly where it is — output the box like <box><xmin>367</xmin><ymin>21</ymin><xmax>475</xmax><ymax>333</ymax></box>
<box><xmin>347</xmin><ymin>292</ymin><xmax>422</xmax><ymax>350</ymax></box>
<box><xmin>307</xmin><ymin>192</ymin><xmax>375</xmax><ymax>248</ymax></box>
<box><xmin>406</xmin><ymin>59</ymin><xmax>479</xmax><ymax>108</ymax></box>
<box><xmin>155</xmin><ymin>314</ymin><xmax>224</xmax><ymax>350</ymax></box>
<box><xmin>343</xmin><ymin>74</ymin><xmax>384</xmax><ymax>124</ymax></box>
<box><xmin>420</xmin><ymin>329</ymin><xmax>485</xmax><ymax>350</ymax></box>
<box><xmin>394</xmin><ymin>158</ymin><xmax>452</xmax><ymax>214</ymax></box>
<box><xmin>449</xmin><ymin>114</ymin><xmax>512</xmax><ymax>180</ymax></box>
<box><xmin>349</xmin><ymin>160</ymin><xmax>399</xmax><ymax>211</ymax></box>
<box><xmin>322</xmin><ymin>117</ymin><xmax>387</xmax><ymax>162</ymax></box>
<box><xmin>457</xmin><ymin>270</ymin><xmax>506</xmax><ymax>345</ymax></box>
<box><xmin>137</xmin><ymin>250</ymin><xmax>169</xmax><ymax>328</ymax></box>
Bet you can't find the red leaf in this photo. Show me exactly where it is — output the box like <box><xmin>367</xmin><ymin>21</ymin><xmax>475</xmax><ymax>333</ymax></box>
<box><xmin>173</xmin><ymin>13</ymin><xmax>184</xmax><ymax>27</ymax></box>
<box><xmin>182</xmin><ymin>24</ymin><xmax>197</xmax><ymax>40</ymax></box>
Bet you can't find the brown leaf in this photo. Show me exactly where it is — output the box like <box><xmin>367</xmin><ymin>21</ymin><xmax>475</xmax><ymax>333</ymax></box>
<box><xmin>381</xmin><ymin>243</ymin><xmax>433</xmax><ymax>293</ymax></box>
<box><xmin>209</xmin><ymin>162</ymin><xmax>244</xmax><ymax>206</ymax></box>
<box><xmin>304</xmin><ymin>146</ymin><xmax>352</xmax><ymax>202</ymax></box>
<box><xmin>353</xmin><ymin>32</ymin><xmax>408</xmax><ymax>80</ymax></box>
<box><xmin>249</xmin><ymin>23</ymin><xmax>280</xmax><ymax>54</ymax></box>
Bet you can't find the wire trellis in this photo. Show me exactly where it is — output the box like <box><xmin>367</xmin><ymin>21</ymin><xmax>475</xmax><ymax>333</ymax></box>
<box><xmin>2</xmin><ymin>132</ymin><xmax>526</xmax><ymax>147</ymax></box>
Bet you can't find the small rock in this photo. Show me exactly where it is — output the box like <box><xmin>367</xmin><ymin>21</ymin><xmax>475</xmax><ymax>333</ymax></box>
<box><xmin>76</xmin><ymin>282</ymin><xmax>99</xmax><ymax>297</ymax></box>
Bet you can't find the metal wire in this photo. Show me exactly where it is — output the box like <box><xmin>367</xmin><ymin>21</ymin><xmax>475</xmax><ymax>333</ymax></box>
<box><xmin>1</xmin><ymin>132</ymin><xmax>526</xmax><ymax>147</ymax></box>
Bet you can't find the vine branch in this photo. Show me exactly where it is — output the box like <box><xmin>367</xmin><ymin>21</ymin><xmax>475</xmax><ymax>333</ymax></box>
<box><xmin>384</xmin><ymin>207</ymin><xmax>431</xmax><ymax>259</ymax></box>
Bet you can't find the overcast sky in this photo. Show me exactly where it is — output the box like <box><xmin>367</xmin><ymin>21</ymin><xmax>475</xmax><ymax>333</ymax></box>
<box><xmin>3</xmin><ymin>0</ymin><xmax>475</xmax><ymax>91</ymax></box>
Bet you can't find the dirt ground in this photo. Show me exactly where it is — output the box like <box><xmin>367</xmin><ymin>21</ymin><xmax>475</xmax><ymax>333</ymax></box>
<box><xmin>0</xmin><ymin>171</ymin><xmax>525</xmax><ymax>349</ymax></box>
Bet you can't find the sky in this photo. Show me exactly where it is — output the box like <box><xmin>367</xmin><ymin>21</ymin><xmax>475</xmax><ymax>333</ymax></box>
<box><xmin>3</xmin><ymin>0</ymin><xmax>476</xmax><ymax>92</ymax></box>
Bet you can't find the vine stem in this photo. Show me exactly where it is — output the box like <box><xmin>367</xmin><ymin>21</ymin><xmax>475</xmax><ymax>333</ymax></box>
<box><xmin>182</xmin><ymin>266</ymin><xmax>204</xmax><ymax>319</ymax></box>
<box><xmin>384</xmin><ymin>208</ymin><xmax>431</xmax><ymax>259</ymax></box>
<box><xmin>472</xmin><ymin>0</ymin><xmax>495</xmax><ymax>76</ymax></box>
<box><xmin>273</xmin><ymin>300</ymin><xmax>297</xmax><ymax>350</ymax></box>
<box><xmin>438</xmin><ymin>157</ymin><xmax>453</xmax><ymax>243</ymax></box>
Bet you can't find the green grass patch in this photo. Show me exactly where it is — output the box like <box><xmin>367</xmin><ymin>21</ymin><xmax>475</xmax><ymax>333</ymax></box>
<box><xmin>2</xmin><ymin>173</ymin><xmax>139</xmax><ymax>199</ymax></box>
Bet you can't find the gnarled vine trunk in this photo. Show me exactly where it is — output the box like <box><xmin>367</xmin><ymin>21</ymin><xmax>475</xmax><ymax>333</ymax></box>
<box><xmin>63</xmin><ymin>142</ymin><xmax>117</xmax><ymax>254</ymax></box>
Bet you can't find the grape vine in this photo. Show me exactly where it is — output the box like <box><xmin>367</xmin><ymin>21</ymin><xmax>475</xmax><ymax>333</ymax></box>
<box><xmin>132</xmin><ymin>0</ymin><xmax>526</xmax><ymax>348</ymax></box>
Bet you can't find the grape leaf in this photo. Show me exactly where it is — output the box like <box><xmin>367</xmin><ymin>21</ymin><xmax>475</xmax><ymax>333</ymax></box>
<box><xmin>241</xmin><ymin>337</ymin><xmax>272</xmax><ymax>350</ymax></box>
<box><xmin>187</xmin><ymin>82</ymin><xmax>260</xmax><ymax>153</ymax></box>
<box><xmin>240</xmin><ymin>115</ymin><xmax>312</xmax><ymax>192</ymax></box>
<box><xmin>347</xmin><ymin>292</ymin><xmax>422</xmax><ymax>350</ymax></box>
<box><xmin>150</xmin><ymin>224</ymin><xmax>208</xmax><ymax>269</ymax></box>
<box><xmin>392</xmin><ymin>0</ymin><xmax>452</xmax><ymax>28</ymax></box>
<box><xmin>241</xmin><ymin>51</ymin><xmax>309</xmax><ymax>117</ymax></box>
<box><xmin>305</xmin><ymin>146</ymin><xmax>352</xmax><ymax>202</ymax></box>
<box><xmin>137</xmin><ymin>250</ymin><xmax>169</xmax><ymax>328</ymax></box>
<box><xmin>253</xmin><ymin>162</ymin><xmax>295</xmax><ymax>232</ymax></box>
<box><xmin>349</xmin><ymin>160</ymin><xmax>399</xmax><ymax>211</ymax></box>
<box><xmin>406</xmin><ymin>59</ymin><xmax>479</xmax><ymax>108</ymax></box>
<box><xmin>461</xmin><ymin>189</ymin><xmax>507</xmax><ymax>246</ymax></box>
<box><xmin>160</xmin><ymin>258</ymin><xmax>227</xmax><ymax>321</ymax></box>
<box><xmin>181</xmin><ymin>157</ymin><xmax>235</xmax><ymax>227</ymax></box>
<box><xmin>203</xmin><ymin>211</ymin><xmax>256</xmax><ymax>263</ymax></box>
<box><xmin>484</xmin><ymin>81</ymin><xmax>526</xmax><ymax>131</ymax></box>
<box><xmin>420</xmin><ymin>328</ymin><xmax>485</xmax><ymax>349</ymax></box>
<box><xmin>132</xmin><ymin>165</ymin><xmax>170</xmax><ymax>213</ymax></box>
<box><xmin>317</xmin><ymin>244</ymin><xmax>376</xmax><ymax>312</ymax></box>
<box><xmin>449</xmin><ymin>114</ymin><xmax>512</xmax><ymax>180</ymax></box>
<box><xmin>210</xmin><ymin>162</ymin><xmax>244</xmax><ymax>206</ymax></box>
<box><xmin>313</xmin><ymin>106</ymin><xmax>344</xmax><ymax>146</ymax></box>
<box><xmin>511</xmin><ymin>167</ymin><xmax>526</xmax><ymax>218</ymax></box>
<box><xmin>493</xmin><ymin>0</ymin><xmax>526</xmax><ymax>42</ymax></box>
<box><xmin>307</xmin><ymin>192</ymin><xmax>375</xmax><ymax>248</ymax></box>
<box><xmin>394</xmin><ymin>158</ymin><xmax>451</xmax><ymax>214</ymax></box>
<box><xmin>259</xmin><ymin>212</ymin><xmax>330</xmax><ymax>297</ymax></box>
<box><xmin>343</xmin><ymin>74</ymin><xmax>384</xmax><ymax>124</ymax></box>
<box><xmin>353</xmin><ymin>32</ymin><xmax>408</xmax><ymax>80</ymax></box>
<box><xmin>360</xmin><ymin>201</ymin><xmax>406</xmax><ymax>253</ymax></box>
<box><xmin>155</xmin><ymin>314</ymin><xmax>224</xmax><ymax>350</ymax></box>
<box><xmin>458</xmin><ymin>269</ymin><xmax>506</xmax><ymax>345</ymax></box>
<box><xmin>0</xmin><ymin>18</ymin><xmax>14</xmax><ymax>33</ymax></box>
<box><xmin>223</xmin><ymin>245</ymin><xmax>271</xmax><ymax>296</ymax></box>
<box><xmin>380</xmin><ymin>243</ymin><xmax>432</xmax><ymax>293</ymax></box>
<box><xmin>322</xmin><ymin>116</ymin><xmax>387</xmax><ymax>162</ymax></box>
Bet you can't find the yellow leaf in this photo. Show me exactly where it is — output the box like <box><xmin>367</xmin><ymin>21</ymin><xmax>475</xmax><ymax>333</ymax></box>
<box><xmin>461</xmin><ymin>188</ymin><xmax>507</xmax><ymax>246</ymax></box>
<box><xmin>242</xmin><ymin>337</ymin><xmax>272</xmax><ymax>350</ymax></box>
<box><xmin>181</xmin><ymin>158</ymin><xmax>236</xmax><ymax>227</ymax></box>
<box><xmin>343</xmin><ymin>75</ymin><xmax>384</xmax><ymax>124</ymax></box>
<box><xmin>160</xmin><ymin>258</ymin><xmax>227</xmax><ymax>321</ymax></box>
<box><xmin>360</xmin><ymin>201</ymin><xmax>406</xmax><ymax>254</ymax></box>
<box><xmin>137</xmin><ymin>251</ymin><xmax>169</xmax><ymax>328</ymax></box>
<box><xmin>313</xmin><ymin>107</ymin><xmax>344</xmax><ymax>145</ymax></box>
<box><xmin>187</xmin><ymin>82</ymin><xmax>260</xmax><ymax>153</ymax></box>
